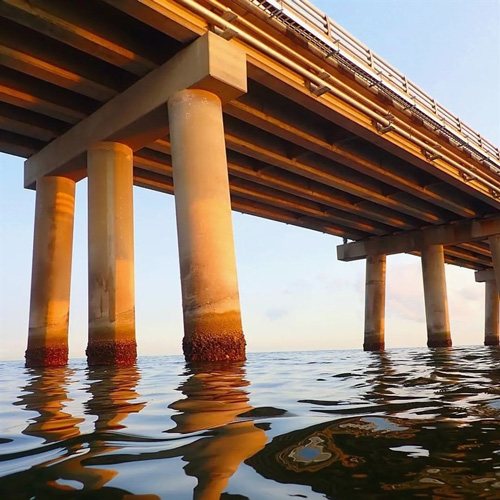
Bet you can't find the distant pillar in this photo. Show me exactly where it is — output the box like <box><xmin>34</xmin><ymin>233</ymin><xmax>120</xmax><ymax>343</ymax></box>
<box><xmin>484</xmin><ymin>279</ymin><xmax>499</xmax><ymax>346</ymax></box>
<box><xmin>421</xmin><ymin>244</ymin><xmax>451</xmax><ymax>347</ymax></box>
<box><xmin>168</xmin><ymin>89</ymin><xmax>245</xmax><ymax>361</ymax></box>
<box><xmin>26</xmin><ymin>176</ymin><xmax>75</xmax><ymax>367</ymax></box>
<box><xmin>364</xmin><ymin>254</ymin><xmax>386</xmax><ymax>351</ymax></box>
<box><xmin>87</xmin><ymin>142</ymin><xmax>136</xmax><ymax>365</ymax></box>
<box><xmin>489</xmin><ymin>235</ymin><xmax>500</xmax><ymax>296</ymax></box>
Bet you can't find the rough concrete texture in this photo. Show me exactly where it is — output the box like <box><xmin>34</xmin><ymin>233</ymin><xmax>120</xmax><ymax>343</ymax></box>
<box><xmin>364</xmin><ymin>255</ymin><xmax>386</xmax><ymax>351</ymax></box>
<box><xmin>421</xmin><ymin>244</ymin><xmax>452</xmax><ymax>348</ymax></box>
<box><xmin>427</xmin><ymin>338</ymin><xmax>453</xmax><ymax>348</ymax></box>
<box><xmin>489</xmin><ymin>235</ymin><xmax>500</xmax><ymax>296</ymax></box>
<box><xmin>25</xmin><ymin>345</ymin><xmax>69</xmax><ymax>367</ymax></box>
<box><xmin>169</xmin><ymin>89</ymin><xmax>245</xmax><ymax>362</ymax></box>
<box><xmin>87</xmin><ymin>142</ymin><xmax>136</xmax><ymax>365</ymax></box>
<box><xmin>86</xmin><ymin>339</ymin><xmax>137</xmax><ymax>366</ymax></box>
<box><xmin>484</xmin><ymin>280</ymin><xmax>499</xmax><ymax>346</ymax></box>
<box><xmin>183</xmin><ymin>311</ymin><xmax>246</xmax><ymax>362</ymax></box>
<box><xmin>363</xmin><ymin>341</ymin><xmax>385</xmax><ymax>352</ymax></box>
<box><xmin>26</xmin><ymin>175</ymin><xmax>75</xmax><ymax>367</ymax></box>
<box><xmin>485</xmin><ymin>337</ymin><xmax>499</xmax><ymax>346</ymax></box>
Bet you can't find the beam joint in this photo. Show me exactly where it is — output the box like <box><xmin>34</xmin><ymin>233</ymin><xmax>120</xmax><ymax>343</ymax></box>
<box><xmin>337</xmin><ymin>216</ymin><xmax>500</xmax><ymax>261</ymax></box>
<box><xmin>24</xmin><ymin>32</ymin><xmax>247</xmax><ymax>188</ymax></box>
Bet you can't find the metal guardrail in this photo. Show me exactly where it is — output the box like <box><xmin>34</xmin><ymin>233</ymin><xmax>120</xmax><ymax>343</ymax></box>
<box><xmin>244</xmin><ymin>0</ymin><xmax>500</xmax><ymax>170</ymax></box>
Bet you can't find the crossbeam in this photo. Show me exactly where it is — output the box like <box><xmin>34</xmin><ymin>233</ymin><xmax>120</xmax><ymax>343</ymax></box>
<box><xmin>23</xmin><ymin>32</ymin><xmax>246</xmax><ymax>188</ymax></box>
<box><xmin>475</xmin><ymin>269</ymin><xmax>495</xmax><ymax>283</ymax></box>
<box><xmin>337</xmin><ymin>216</ymin><xmax>500</xmax><ymax>261</ymax></box>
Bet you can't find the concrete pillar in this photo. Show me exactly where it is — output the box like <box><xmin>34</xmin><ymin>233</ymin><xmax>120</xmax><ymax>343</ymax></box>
<box><xmin>87</xmin><ymin>142</ymin><xmax>136</xmax><ymax>365</ymax></box>
<box><xmin>364</xmin><ymin>254</ymin><xmax>386</xmax><ymax>351</ymax></box>
<box><xmin>489</xmin><ymin>235</ymin><xmax>500</xmax><ymax>296</ymax></box>
<box><xmin>168</xmin><ymin>89</ymin><xmax>245</xmax><ymax>361</ymax></box>
<box><xmin>26</xmin><ymin>176</ymin><xmax>75</xmax><ymax>367</ymax></box>
<box><xmin>421</xmin><ymin>244</ymin><xmax>451</xmax><ymax>347</ymax></box>
<box><xmin>484</xmin><ymin>280</ymin><xmax>499</xmax><ymax>346</ymax></box>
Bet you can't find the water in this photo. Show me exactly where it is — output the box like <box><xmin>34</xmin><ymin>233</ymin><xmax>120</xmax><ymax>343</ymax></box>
<box><xmin>1</xmin><ymin>346</ymin><xmax>500</xmax><ymax>499</ymax></box>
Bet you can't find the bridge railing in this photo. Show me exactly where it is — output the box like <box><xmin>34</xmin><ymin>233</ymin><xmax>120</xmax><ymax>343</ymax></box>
<box><xmin>244</xmin><ymin>0</ymin><xmax>500</xmax><ymax>167</ymax></box>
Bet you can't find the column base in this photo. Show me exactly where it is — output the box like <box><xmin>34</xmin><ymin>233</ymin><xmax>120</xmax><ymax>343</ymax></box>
<box><xmin>363</xmin><ymin>341</ymin><xmax>385</xmax><ymax>351</ymax></box>
<box><xmin>86</xmin><ymin>339</ymin><xmax>137</xmax><ymax>366</ymax></box>
<box><xmin>25</xmin><ymin>345</ymin><xmax>68</xmax><ymax>367</ymax></box>
<box><xmin>427</xmin><ymin>338</ymin><xmax>452</xmax><ymax>348</ymax></box>
<box><xmin>183</xmin><ymin>333</ymin><xmax>246</xmax><ymax>362</ymax></box>
<box><xmin>484</xmin><ymin>337</ymin><xmax>499</xmax><ymax>346</ymax></box>
<box><xmin>183</xmin><ymin>311</ymin><xmax>246</xmax><ymax>362</ymax></box>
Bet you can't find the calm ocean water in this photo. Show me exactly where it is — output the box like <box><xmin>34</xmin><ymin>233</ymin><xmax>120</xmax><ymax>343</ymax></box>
<box><xmin>1</xmin><ymin>347</ymin><xmax>500</xmax><ymax>499</ymax></box>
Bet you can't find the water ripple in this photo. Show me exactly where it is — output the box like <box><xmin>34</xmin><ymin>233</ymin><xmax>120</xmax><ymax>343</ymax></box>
<box><xmin>1</xmin><ymin>346</ymin><xmax>499</xmax><ymax>499</ymax></box>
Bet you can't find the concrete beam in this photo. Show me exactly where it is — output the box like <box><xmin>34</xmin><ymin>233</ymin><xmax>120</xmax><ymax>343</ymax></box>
<box><xmin>475</xmin><ymin>269</ymin><xmax>495</xmax><ymax>283</ymax></box>
<box><xmin>24</xmin><ymin>32</ymin><xmax>247</xmax><ymax>188</ymax></box>
<box><xmin>337</xmin><ymin>217</ymin><xmax>500</xmax><ymax>261</ymax></box>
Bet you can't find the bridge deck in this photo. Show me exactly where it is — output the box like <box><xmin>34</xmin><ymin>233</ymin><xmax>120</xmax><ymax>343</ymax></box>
<box><xmin>1</xmin><ymin>0</ymin><xmax>499</xmax><ymax>270</ymax></box>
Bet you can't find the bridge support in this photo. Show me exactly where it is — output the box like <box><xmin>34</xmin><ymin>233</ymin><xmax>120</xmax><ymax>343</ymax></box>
<box><xmin>364</xmin><ymin>255</ymin><xmax>386</xmax><ymax>350</ymax></box>
<box><xmin>87</xmin><ymin>142</ymin><xmax>136</xmax><ymax>365</ymax></box>
<box><xmin>475</xmin><ymin>269</ymin><xmax>499</xmax><ymax>346</ymax></box>
<box><xmin>26</xmin><ymin>176</ymin><xmax>75</xmax><ymax>367</ymax></box>
<box><xmin>421</xmin><ymin>244</ymin><xmax>451</xmax><ymax>347</ymax></box>
<box><xmin>489</xmin><ymin>235</ymin><xmax>500</xmax><ymax>296</ymax></box>
<box><xmin>484</xmin><ymin>280</ymin><xmax>499</xmax><ymax>346</ymax></box>
<box><xmin>169</xmin><ymin>89</ymin><xmax>245</xmax><ymax>361</ymax></box>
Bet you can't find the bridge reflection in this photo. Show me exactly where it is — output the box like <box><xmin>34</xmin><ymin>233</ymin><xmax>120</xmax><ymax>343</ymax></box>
<box><xmin>2</xmin><ymin>349</ymin><xmax>499</xmax><ymax>499</ymax></box>
<box><xmin>78</xmin><ymin>361</ymin><xmax>267</xmax><ymax>499</ymax></box>
<box><xmin>2</xmin><ymin>365</ymin><xmax>156</xmax><ymax>499</ymax></box>
<box><xmin>246</xmin><ymin>349</ymin><xmax>500</xmax><ymax>499</ymax></box>
<box><xmin>168</xmin><ymin>362</ymin><xmax>267</xmax><ymax>499</ymax></box>
<box><xmin>2</xmin><ymin>361</ymin><xmax>267</xmax><ymax>499</ymax></box>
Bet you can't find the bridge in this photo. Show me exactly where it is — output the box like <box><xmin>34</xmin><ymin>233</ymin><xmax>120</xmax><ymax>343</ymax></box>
<box><xmin>1</xmin><ymin>0</ymin><xmax>499</xmax><ymax>366</ymax></box>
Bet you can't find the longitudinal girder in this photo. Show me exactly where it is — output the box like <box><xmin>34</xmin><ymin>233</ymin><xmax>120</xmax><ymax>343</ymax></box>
<box><xmin>0</xmin><ymin>0</ymin><xmax>498</xmax><ymax>271</ymax></box>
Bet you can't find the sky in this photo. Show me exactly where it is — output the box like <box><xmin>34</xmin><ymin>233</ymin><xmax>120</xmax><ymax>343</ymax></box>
<box><xmin>1</xmin><ymin>0</ymin><xmax>499</xmax><ymax>361</ymax></box>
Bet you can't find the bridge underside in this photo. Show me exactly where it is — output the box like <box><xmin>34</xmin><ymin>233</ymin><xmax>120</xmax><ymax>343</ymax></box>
<box><xmin>1</xmin><ymin>0</ymin><xmax>498</xmax><ymax>269</ymax></box>
<box><xmin>0</xmin><ymin>0</ymin><xmax>499</xmax><ymax>364</ymax></box>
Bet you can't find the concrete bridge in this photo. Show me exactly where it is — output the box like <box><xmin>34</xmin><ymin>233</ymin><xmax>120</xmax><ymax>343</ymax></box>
<box><xmin>0</xmin><ymin>0</ymin><xmax>498</xmax><ymax>366</ymax></box>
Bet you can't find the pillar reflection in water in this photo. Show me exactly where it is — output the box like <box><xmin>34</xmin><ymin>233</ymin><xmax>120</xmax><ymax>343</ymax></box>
<box><xmin>3</xmin><ymin>365</ymin><xmax>156</xmax><ymax>499</ymax></box>
<box><xmin>169</xmin><ymin>362</ymin><xmax>267</xmax><ymax>500</ymax></box>
<box><xmin>14</xmin><ymin>367</ymin><xmax>83</xmax><ymax>442</ymax></box>
<box><xmin>247</xmin><ymin>349</ymin><xmax>500</xmax><ymax>499</ymax></box>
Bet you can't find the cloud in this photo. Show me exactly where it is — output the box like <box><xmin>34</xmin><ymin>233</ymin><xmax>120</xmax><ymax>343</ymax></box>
<box><xmin>386</xmin><ymin>262</ymin><xmax>425</xmax><ymax>322</ymax></box>
<box><xmin>265</xmin><ymin>306</ymin><xmax>290</xmax><ymax>321</ymax></box>
<box><xmin>385</xmin><ymin>260</ymin><xmax>483</xmax><ymax>325</ymax></box>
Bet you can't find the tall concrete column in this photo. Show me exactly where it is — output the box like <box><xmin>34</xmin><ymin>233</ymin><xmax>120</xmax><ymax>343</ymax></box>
<box><xmin>364</xmin><ymin>254</ymin><xmax>386</xmax><ymax>351</ymax></box>
<box><xmin>26</xmin><ymin>176</ymin><xmax>75</xmax><ymax>367</ymax></box>
<box><xmin>87</xmin><ymin>142</ymin><xmax>136</xmax><ymax>365</ymax></box>
<box><xmin>484</xmin><ymin>280</ymin><xmax>499</xmax><ymax>346</ymax></box>
<box><xmin>421</xmin><ymin>244</ymin><xmax>451</xmax><ymax>347</ymax></box>
<box><xmin>168</xmin><ymin>89</ymin><xmax>245</xmax><ymax>362</ymax></box>
<box><xmin>489</xmin><ymin>235</ymin><xmax>500</xmax><ymax>296</ymax></box>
